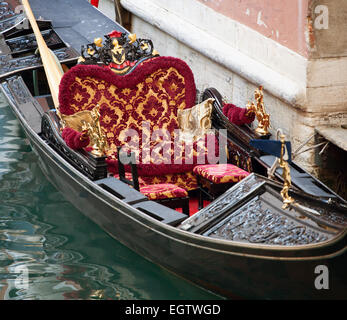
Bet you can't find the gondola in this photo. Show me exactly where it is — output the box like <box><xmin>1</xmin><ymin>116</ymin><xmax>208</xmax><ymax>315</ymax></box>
<box><xmin>0</xmin><ymin>0</ymin><xmax>346</xmax><ymax>299</ymax></box>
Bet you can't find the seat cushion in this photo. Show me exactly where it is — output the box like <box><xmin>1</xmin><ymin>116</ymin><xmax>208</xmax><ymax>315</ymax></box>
<box><xmin>114</xmin><ymin>171</ymin><xmax>198</xmax><ymax>191</ymax></box>
<box><xmin>193</xmin><ymin>164</ymin><xmax>250</xmax><ymax>184</ymax></box>
<box><xmin>139</xmin><ymin>171</ymin><xmax>198</xmax><ymax>191</ymax></box>
<box><xmin>140</xmin><ymin>183</ymin><xmax>188</xmax><ymax>201</ymax></box>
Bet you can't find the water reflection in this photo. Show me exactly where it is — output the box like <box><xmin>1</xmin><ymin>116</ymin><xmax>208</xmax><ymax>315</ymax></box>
<box><xmin>0</xmin><ymin>94</ymin><xmax>221</xmax><ymax>300</ymax></box>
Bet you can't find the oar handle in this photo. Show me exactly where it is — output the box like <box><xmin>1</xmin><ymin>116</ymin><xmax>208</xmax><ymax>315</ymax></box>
<box><xmin>22</xmin><ymin>0</ymin><xmax>64</xmax><ymax>110</ymax></box>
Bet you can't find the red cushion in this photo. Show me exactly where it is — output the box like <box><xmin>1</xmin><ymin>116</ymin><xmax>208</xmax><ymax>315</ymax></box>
<box><xmin>193</xmin><ymin>164</ymin><xmax>250</xmax><ymax>184</ymax></box>
<box><xmin>140</xmin><ymin>183</ymin><xmax>188</xmax><ymax>201</ymax></box>
<box><xmin>61</xmin><ymin>127</ymin><xmax>90</xmax><ymax>150</ymax></box>
<box><xmin>222</xmin><ymin>103</ymin><xmax>255</xmax><ymax>126</ymax></box>
<box><xmin>105</xmin><ymin>133</ymin><xmax>219</xmax><ymax>177</ymax></box>
<box><xmin>114</xmin><ymin>171</ymin><xmax>198</xmax><ymax>191</ymax></box>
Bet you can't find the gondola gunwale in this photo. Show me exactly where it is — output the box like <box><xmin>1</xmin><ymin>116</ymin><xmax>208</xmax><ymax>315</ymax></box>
<box><xmin>257</xmin><ymin>154</ymin><xmax>345</xmax><ymax>202</ymax></box>
<box><xmin>0</xmin><ymin>55</ymin><xmax>78</xmax><ymax>81</ymax></box>
<box><xmin>0</xmin><ymin>14</ymin><xmax>25</xmax><ymax>35</ymax></box>
<box><xmin>1</xmin><ymin>77</ymin><xmax>346</xmax><ymax>262</ymax></box>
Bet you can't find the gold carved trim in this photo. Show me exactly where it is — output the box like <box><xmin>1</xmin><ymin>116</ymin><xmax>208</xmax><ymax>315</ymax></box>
<box><xmin>278</xmin><ymin>134</ymin><xmax>294</xmax><ymax>209</ymax></box>
<box><xmin>246</xmin><ymin>86</ymin><xmax>270</xmax><ymax>136</ymax></box>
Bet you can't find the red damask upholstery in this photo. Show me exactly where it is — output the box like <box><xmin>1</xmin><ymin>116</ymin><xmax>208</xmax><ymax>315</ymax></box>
<box><xmin>114</xmin><ymin>171</ymin><xmax>198</xmax><ymax>191</ymax></box>
<box><xmin>59</xmin><ymin>56</ymin><xmax>196</xmax><ymax>146</ymax></box>
<box><xmin>193</xmin><ymin>164</ymin><xmax>250</xmax><ymax>184</ymax></box>
<box><xmin>114</xmin><ymin>172</ymin><xmax>188</xmax><ymax>200</ymax></box>
<box><xmin>58</xmin><ymin>56</ymin><xmax>215</xmax><ymax>190</ymax></box>
<box><xmin>140</xmin><ymin>183</ymin><xmax>188</xmax><ymax>201</ymax></box>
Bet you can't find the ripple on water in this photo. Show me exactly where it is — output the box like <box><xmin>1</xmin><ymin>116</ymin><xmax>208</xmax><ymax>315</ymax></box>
<box><xmin>0</xmin><ymin>95</ymin><xmax>221</xmax><ymax>300</ymax></box>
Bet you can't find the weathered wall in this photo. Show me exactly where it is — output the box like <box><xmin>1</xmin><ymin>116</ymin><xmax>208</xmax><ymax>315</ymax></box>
<box><xmin>305</xmin><ymin>0</ymin><xmax>347</xmax><ymax>114</ymax></box>
<box><xmin>308</xmin><ymin>0</ymin><xmax>347</xmax><ymax>58</ymax></box>
<box><xmin>197</xmin><ymin>0</ymin><xmax>309</xmax><ymax>57</ymax></box>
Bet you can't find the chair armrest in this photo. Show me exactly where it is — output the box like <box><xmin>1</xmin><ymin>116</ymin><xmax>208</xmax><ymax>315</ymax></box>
<box><xmin>41</xmin><ymin>110</ymin><xmax>108</xmax><ymax>180</ymax></box>
<box><xmin>202</xmin><ymin>87</ymin><xmax>259</xmax><ymax>145</ymax></box>
<box><xmin>202</xmin><ymin>88</ymin><xmax>267</xmax><ymax>173</ymax></box>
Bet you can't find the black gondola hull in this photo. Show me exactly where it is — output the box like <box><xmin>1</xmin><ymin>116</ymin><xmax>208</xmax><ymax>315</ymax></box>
<box><xmin>4</xmin><ymin>94</ymin><xmax>346</xmax><ymax>299</ymax></box>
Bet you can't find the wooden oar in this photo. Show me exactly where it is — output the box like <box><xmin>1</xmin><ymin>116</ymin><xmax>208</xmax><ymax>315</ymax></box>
<box><xmin>22</xmin><ymin>0</ymin><xmax>64</xmax><ymax>111</ymax></box>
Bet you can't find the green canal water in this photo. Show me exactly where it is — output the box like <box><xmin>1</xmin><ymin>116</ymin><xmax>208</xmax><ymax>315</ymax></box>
<box><xmin>0</xmin><ymin>94</ymin><xmax>221</xmax><ymax>300</ymax></box>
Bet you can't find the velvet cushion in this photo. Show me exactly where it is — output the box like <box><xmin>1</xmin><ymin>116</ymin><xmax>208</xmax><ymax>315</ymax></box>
<box><xmin>114</xmin><ymin>171</ymin><xmax>198</xmax><ymax>191</ymax></box>
<box><xmin>105</xmin><ymin>133</ymin><xmax>219</xmax><ymax>177</ymax></box>
<box><xmin>140</xmin><ymin>183</ymin><xmax>188</xmax><ymax>201</ymax></box>
<box><xmin>222</xmin><ymin>103</ymin><xmax>255</xmax><ymax>126</ymax></box>
<box><xmin>193</xmin><ymin>164</ymin><xmax>250</xmax><ymax>184</ymax></box>
<box><xmin>61</xmin><ymin>127</ymin><xmax>90</xmax><ymax>150</ymax></box>
<box><xmin>139</xmin><ymin>171</ymin><xmax>198</xmax><ymax>191</ymax></box>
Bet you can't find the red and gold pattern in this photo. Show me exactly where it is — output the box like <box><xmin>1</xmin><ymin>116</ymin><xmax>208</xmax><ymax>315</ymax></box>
<box><xmin>59</xmin><ymin>56</ymin><xmax>221</xmax><ymax>191</ymax></box>
<box><xmin>193</xmin><ymin>164</ymin><xmax>250</xmax><ymax>184</ymax></box>
<box><xmin>114</xmin><ymin>171</ymin><xmax>198</xmax><ymax>191</ymax></box>
<box><xmin>59</xmin><ymin>57</ymin><xmax>202</xmax><ymax>175</ymax></box>
<box><xmin>105</xmin><ymin>133</ymin><xmax>219</xmax><ymax>177</ymax></box>
<box><xmin>140</xmin><ymin>183</ymin><xmax>188</xmax><ymax>201</ymax></box>
<box><xmin>139</xmin><ymin>171</ymin><xmax>198</xmax><ymax>191</ymax></box>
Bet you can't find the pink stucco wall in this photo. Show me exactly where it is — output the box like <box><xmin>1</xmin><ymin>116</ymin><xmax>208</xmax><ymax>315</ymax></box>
<box><xmin>198</xmin><ymin>0</ymin><xmax>309</xmax><ymax>57</ymax></box>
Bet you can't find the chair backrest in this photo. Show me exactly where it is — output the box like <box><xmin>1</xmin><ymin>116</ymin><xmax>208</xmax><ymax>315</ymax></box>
<box><xmin>58</xmin><ymin>56</ymin><xmax>197</xmax><ymax>153</ymax></box>
<box><xmin>117</xmin><ymin>146</ymin><xmax>140</xmax><ymax>191</ymax></box>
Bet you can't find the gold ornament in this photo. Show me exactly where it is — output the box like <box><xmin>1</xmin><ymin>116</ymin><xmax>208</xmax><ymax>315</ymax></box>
<box><xmin>128</xmin><ymin>33</ymin><xmax>137</xmax><ymax>44</ymax></box>
<box><xmin>246</xmin><ymin>86</ymin><xmax>270</xmax><ymax>136</ymax></box>
<box><xmin>94</xmin><ymin>37</ymin><xmax>103</xmax><ymax>47</ymax></box>
<box><xmin>81</xmin><ymin>105</ymin><xmax>109</xmax><ymax>157</ymax></box>
<box><xmin>278</xmin><ymin>134</ymin><xmax>294</xmax><ymax>209</ymax></box>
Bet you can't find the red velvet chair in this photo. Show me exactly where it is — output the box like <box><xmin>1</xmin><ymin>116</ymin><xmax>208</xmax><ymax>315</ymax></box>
<box><xmin>193</xmin><ymin>163</ymin><xmax>250</xmax><ymax>209</ymax></box>
<box><xmin>117</xmin><ymin>147</ymin><xmax>189</xmax><ymax>214</ymax></box>
<box><xmin>58</xmin><ymin>56</ymin><xmax>210</xmax><ymax>191</ymax></box>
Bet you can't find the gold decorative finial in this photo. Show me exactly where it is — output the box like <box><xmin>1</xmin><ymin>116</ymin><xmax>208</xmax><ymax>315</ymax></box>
<box><xmin>87</xmin><ymin>47</ymin><xmax>96</xmax><ymax>56</ymax></box>
<box><xmin>140</xmin><ymin>41</ymin><xmax>149</xmax><ymax>51</ymax></box>
<box><xmin>278</xmin><ymin>134</ymin><xmax>294</xmax><ymax>209</ymax></box>
<box><xmin>94</xmin><ymin>37</ymin><xmax>103</xmax><ymax>47</ymax></box>
<box><xmin>81</xmin><ymin>105</ymin><xmax>109</xmax><ymax>157</ymax></box>
<box><xmin>77</xmin><ymin>56</ymin><xmax>86</xmax><ymax>64</ymax></box>
<box><xmin>128</xmin><ymin>33</ymin><xmax>137</xmax><ymax>44</ymax></box>
<box><xmin>246</xmin><ymin>86</ymin><xmax>270</xmax><ymax>136</ymax></box>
